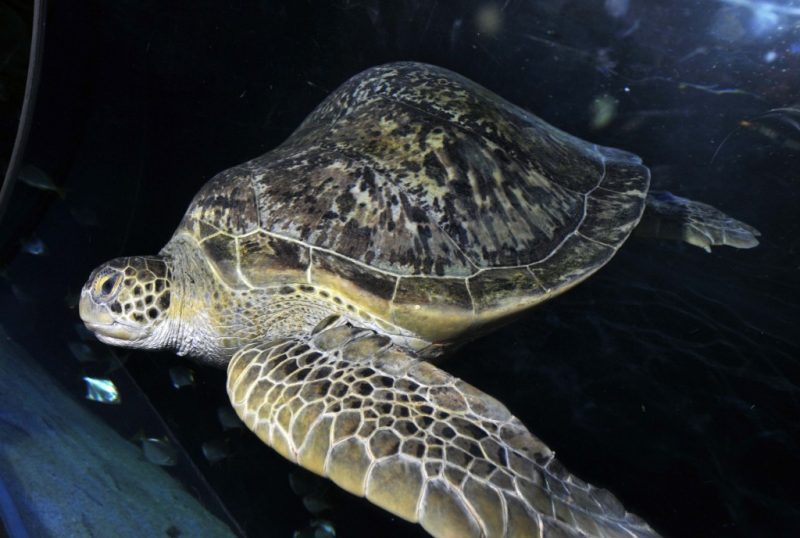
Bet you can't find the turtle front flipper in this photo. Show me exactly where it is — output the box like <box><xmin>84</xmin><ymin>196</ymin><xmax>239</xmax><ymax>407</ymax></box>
<box><xmin>226</xmin><ymin>325</ymin><xmax>659</xmax><ymax>538</ymax></box>
<box><xmin>635</xmin><ymin>191</ymin><xmax>761</xmax><ymax>252</ymax></box>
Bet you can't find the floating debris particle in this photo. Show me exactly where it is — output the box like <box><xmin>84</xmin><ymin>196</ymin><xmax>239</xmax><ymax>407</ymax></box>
<box><xmin>216</xmin><ymin>405</ymin><xmax>244</xmax><ymax>431</ymax></box>
<box><xmin>141</xmin><ymin>437</ymin><xmax>178</xmax><ymax>466</ymax></box>
<box><xmin>168</xmin><ymin>366</ymin><xmax>195</xmax><ymax>389</ymax></box>
<box><xmin>589</xmin><ymin>94</ymin><xmax>619</xmax><ymax>130</ymax></box>
<box><xmin>18</xmin><ymin>164</ymin><xmax>65</xmax><ymax>197</ymax></box>
<box><xmin>21</xmin><ymin>236</ymin><xmax>47</xmax><ymax>256</ymax></box>
<box><xmin>475</xmin><ymin>3</ymin><xmax>503</xmax><ymax>37</ymax></box>
<box><xmin>83</xmin><ymin>376</ymin><xmax>120</xmax><ymax>404</ymax></box>
<box><xmin>68</xmin><ymin>341</ymin><xmax>97</xmax><ymax>363</ymax></box>
<box><xmin>201</xmin><ymin>439</ymin><xmax>231</xmax><ymax>464</ymax></box>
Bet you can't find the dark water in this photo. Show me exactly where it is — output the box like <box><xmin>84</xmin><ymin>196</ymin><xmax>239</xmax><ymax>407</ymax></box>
<box><xmin>1</xmin><ymin>1</ymin><xmax>799</xmax><ymax>537</ymax></box>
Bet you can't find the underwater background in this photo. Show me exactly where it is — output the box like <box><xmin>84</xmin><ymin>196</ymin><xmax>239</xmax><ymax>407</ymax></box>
<box><xmin>1</xmin><ymin>0</ymin><xmax>798</xmax><ymax>536</ymax></box>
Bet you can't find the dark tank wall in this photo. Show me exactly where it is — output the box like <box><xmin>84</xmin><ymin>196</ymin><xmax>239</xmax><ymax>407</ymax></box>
<box><xmin>2</xmin><ymin>1</ymin><xmax>798</xmax><ymax>537</ymax></box>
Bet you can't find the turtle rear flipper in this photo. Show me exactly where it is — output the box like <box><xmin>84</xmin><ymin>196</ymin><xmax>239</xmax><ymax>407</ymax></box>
<box><xmin>226</xmin><ymin>325</ymin><xmax>660</xmax><ymax>538</ymax></box>
<box><xmin>636</xmin><ymin>191</ymin><xmax>761</xmax><ymax>252</ymax></box>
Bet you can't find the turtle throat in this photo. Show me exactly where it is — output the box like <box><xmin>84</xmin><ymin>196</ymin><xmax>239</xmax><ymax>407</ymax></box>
<box><xmin>160</xmin><ymin>237</ymin><xmax>226</xmax><ymax>366</ymax></box>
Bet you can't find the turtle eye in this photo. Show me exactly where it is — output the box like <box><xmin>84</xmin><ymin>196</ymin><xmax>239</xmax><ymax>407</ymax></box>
<box><xmin>95</xmin><ymin>272</ymin><xmax>121</xmax><ymax>299</ymax></box>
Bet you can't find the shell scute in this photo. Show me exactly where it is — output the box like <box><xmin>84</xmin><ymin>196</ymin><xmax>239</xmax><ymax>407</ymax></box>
<box><xmin>391</xmin><ymin>277</ymin><xmax>473</xmax><ymax>341</ymax></box>
<box><xmin>309</xmin><ymin>250</ymin><xmax>397</xmax><ymax>320</ymax></box>
<box><xmin>198</xmin><ymin>233</ymin><xmax>241</xmax><ymax>288</ymax></box>
<box><xmin>468</xmin><ymin>268</ymin><xmax>544</xmax><ymax>313</ymax></box>
<box><xmin>185</xmin><ymin>170</ymin><xmax>259</xmax><ymax>235</ymax></box>
<box><xmin>529</xmin><ymin>235</ymin><xmax>614</xmax><ymax>293</ymax></box>
<box><xmin>238</xmin><ymin>232</ymin><xmax>310</xmax><ymax>287</ymax></box>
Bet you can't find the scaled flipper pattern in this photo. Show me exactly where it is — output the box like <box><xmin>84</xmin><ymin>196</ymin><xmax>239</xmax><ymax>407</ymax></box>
<box><xmin>638</xmin><ymin>191</ymin><xmax>760</xmax><ymax>252</ymax></box>
<box><xmin>226</xmin><ymin>325</ymin><xmax>659</xmax><ymax>538</ymax></box>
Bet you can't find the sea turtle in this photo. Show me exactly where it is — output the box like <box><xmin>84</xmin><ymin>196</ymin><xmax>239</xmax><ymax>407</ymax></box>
<box><xmin>79</xmin><ymin>62</ymin><xmax>759</xmax><ymax>538</ymax></box>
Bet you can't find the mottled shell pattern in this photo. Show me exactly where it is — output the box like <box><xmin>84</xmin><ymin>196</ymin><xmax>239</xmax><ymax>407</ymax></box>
<box><xmin>174</xmin><ymin>62</ymin><xmax>649</xmax><ymax>343</ymax></box>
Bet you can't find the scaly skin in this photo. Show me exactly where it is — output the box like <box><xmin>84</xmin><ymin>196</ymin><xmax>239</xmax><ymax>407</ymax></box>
<box><xmin>226</xmin><ymin>325</ymin><xmax>659</xmax><ymax>538</ymax></box>
<box><xmin>80</xmin><ymin>62</ymin><xmax>761</xmax><ymax>538</ymax></box>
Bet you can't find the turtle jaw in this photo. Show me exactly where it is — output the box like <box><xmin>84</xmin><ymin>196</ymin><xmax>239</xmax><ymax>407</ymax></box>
<box><xmin>79</xmin><ymin>291</ymin><xmax>150</xmax><ymax>346</ymax></box>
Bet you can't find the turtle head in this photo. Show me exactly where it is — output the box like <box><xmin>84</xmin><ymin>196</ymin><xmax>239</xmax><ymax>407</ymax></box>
<box><xmin>80</xmin><ymin>256</ymin><xmax>174</xmax><ymax>349</ymax></box>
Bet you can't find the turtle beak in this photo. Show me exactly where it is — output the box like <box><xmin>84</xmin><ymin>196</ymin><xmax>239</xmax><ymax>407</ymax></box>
<box><xmin>79</xmin><ymin>290</ymin><xmax>112</xmax><ymax>326</ymax></box>
<box><xmin>79</xmin><ymin>288</ymin><xmax>144</xmax><ymax>343</ymax></box>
